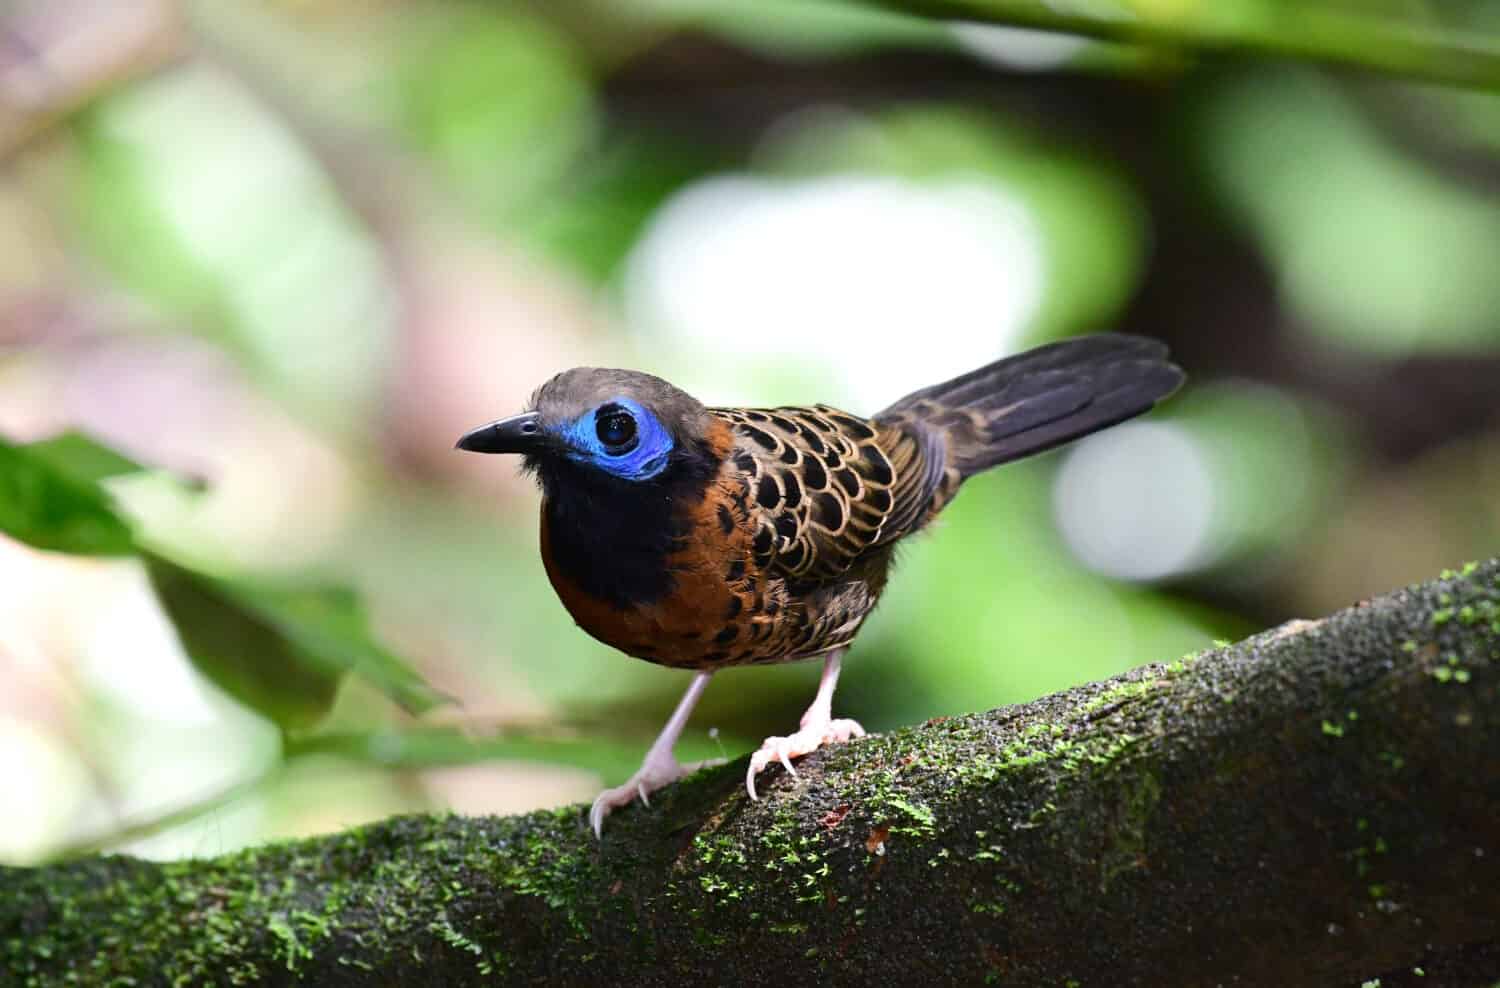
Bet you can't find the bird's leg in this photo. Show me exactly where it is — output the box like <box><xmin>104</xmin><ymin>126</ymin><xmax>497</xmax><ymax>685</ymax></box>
<box><xmin>746</xmin><ymin>647</ymin><xmax>865</xmax><ymax>800</ymax></box>
<box><xmin>590</xmin><ymin>670</ymin><xmax>714</xmax><ymax>838</ymax></box>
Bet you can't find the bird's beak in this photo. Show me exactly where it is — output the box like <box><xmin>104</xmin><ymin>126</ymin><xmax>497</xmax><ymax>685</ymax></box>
<box><xmin>454</xmin><ymin>412</ymin><xmax>543</xmax><ymax>454</ymax></box>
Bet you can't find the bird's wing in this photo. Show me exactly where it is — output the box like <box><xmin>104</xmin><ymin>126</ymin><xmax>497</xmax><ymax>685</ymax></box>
<box><xmin>710</xmin><ymin>405</ymin><xmax>947</xmax><ymax>583</ymax></box>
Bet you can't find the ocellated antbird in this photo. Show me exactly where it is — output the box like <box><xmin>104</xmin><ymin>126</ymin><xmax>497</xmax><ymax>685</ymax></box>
<box><xmin>457</xmin><ymin>333</ymin><xmax>1184</xmax><ymax>836</ymax></box>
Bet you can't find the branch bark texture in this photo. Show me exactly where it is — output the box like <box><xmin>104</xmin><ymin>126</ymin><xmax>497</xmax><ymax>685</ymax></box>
<box><xmin>5</xmin><ymin>561</ymin><xmax>1500</xmax><ymax>986</ymax></box>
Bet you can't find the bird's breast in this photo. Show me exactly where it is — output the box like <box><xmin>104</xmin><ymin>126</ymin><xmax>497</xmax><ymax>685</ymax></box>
<box><xmin>540</xmin><ymin>472</ymin><xmax>878</xmax><ymax>669</ymax></box>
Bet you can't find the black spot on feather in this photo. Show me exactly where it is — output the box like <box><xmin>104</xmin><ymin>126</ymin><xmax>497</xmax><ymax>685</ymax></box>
<box><xmin>796</xmin><ymin>422</ymin><xmax>826</xmax><ymax>454</ymax></box>
<box><xmin>801</xmin><ymin>457</ymin><xmax>827</xmax><ymax>490</ymax></box>
<box><xmin>781</xmin><ymin>542</ymin><xmax>806</xmax><ymax>571</ymax></box>
<box><xmin>757</xmin><ymin>474</ymin><xmax>781</xmax><ymax>509</ymax></box>
<box><xmin>830</xmin><ymin>413</ymin><xmax>876</xmax><ymax>440</ymax></box>
<box><xmin>782</xmin><ymin>471</ymin><xmax>803</xmax><ymax>508</ymax></box>
<box><xmin>743</xmin><ymin>426</ymin><xmax>777</xmax><ymax>451</ymax></box>
<box><xmin>859</xmin><ymin>445</ymin><xmax>893</xmax><ymax>485</ymax></box>
<box><xmin>813</xmin><ymin>491</ymin><xmax>845</xmax><ymax>531</ymax></box>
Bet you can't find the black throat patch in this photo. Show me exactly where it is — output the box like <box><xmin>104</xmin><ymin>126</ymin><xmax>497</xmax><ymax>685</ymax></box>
<box><xmin>538</xmin><ymin>439</ymin><xmax>720</xmax><ymax>609</ymax></box>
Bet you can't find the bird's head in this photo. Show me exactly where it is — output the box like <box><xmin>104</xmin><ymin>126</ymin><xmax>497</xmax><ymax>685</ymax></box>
<box><xmin>455</xmin><ymin>368</ymin><xmax>715</xmax><ymax>490</ymax></box>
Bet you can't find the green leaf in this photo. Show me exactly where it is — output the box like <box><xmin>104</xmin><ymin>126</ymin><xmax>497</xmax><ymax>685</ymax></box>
<box><xmin>0</xmin><ymin>435</ymin><xmax>137</xmax><ymax>556</ymax></box>
<box><xmin>20</xmin><ymin>431</ymin><xmax>149</xmax><ymax>486</ymax></box>
<box><xmin>147</xmin><ymin>554</ymin><xmax>450</xmax><ymax>728</ymax></box>
<box><xmin>145</xmin><ymin>555</ymin><xmax>344</xmax><ymax>732</ymax></box>
<box><xmin>208</xmin><ymin>572</ymin><xmax>450</xmax><ymax>719</ymax></box>
<box><xmin>0</xmin><ymin>430</ymin><xmax>443</xmax><ymax>726</ymax></box>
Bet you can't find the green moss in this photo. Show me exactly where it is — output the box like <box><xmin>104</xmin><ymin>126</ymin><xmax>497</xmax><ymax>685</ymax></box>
<box><xmin>884</xmin><ymin>797</ymin><xmax>936</xmax><ymax>837</ymax></box>
<box><xmin>1100</xmin><ymin>770</ymin><xmax>1161</xmax><ymax>891</ymax></box>
<box><xmin>498</xmin><ymin>807</ymin><xmax>604</xmax><ymax>936</ymax></box>
<box><xmin>1080</xmin><ymin>677</ymin><xmax>1159</xmax><ymax>714</ymax></box>
<box><xmin>1</xmin><ymin>812</ymin><xmax>617</xmax><ymax>984</ymax></box>
<box><xmin>693</xmin><ymin>833</ymin><xmax>755</xmax><ymax>904</ymax></box>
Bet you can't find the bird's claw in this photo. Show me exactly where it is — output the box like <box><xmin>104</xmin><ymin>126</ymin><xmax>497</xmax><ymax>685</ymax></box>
<box><xmin>589</xmin><ymin>755</ymin><xmax>726</xmax><ymax>838</ymax></box>
<box><xmin>745</xmin><ymin>717</ymin><xmax>866</xmax><ymax>801</ymax></box>
<box><xmin>590</xmin><ymin>752</ymin><xmax>696</xmax><ymax>838</ymax></box>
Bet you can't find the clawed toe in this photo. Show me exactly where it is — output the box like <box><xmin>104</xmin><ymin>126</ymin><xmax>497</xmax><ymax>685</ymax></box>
<box><xmin>744</xmin><ymin>717</ymin><xmax>867</xmax><ymax>801</ymax></box>
<box><xmin>590</xmin><ymin>758</ymin><xmax>694</xmax><ymax>838</ymax></box>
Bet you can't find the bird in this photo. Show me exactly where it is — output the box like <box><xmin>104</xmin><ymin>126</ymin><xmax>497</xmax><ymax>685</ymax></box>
<box><xmin>456</xmin><ymin>333</ymin><xmax>1184</xmax><ymax>837</ymax></box>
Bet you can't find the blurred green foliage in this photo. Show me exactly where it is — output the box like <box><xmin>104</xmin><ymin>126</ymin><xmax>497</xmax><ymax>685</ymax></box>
<box><xmin>0</xmin><ymin>434</ymin><xmax>442</xmax><ymax>730</ymax></box>
<box><xmin>2</xmin><ymin>0</ymin><xmax>1498</xmax><ymax>864</ymax></box>
<box><xmin>0</xmin><ymin>436</ymin><xmax>138</xmax><ymax>556</ymax></box>
<box><xmin>396</xmin><ymin>7</ymin><xmax>596</xmax><ymax>230</ymax></box>
<box><xmin>1198</xmin><ymin>68</ymin><xmax>1500</xmax><ymax>352</ymax></box>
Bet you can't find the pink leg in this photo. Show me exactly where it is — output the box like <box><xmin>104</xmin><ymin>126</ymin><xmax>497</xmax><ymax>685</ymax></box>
<box><xmin>589</xmin><ymin>670</ymin><xmax>713</xmax><ymax>838</ymax></box>
<box><xmin>746</xmin><ymin>648</ymin><xmax>865</xmax><ymax>800</ymax></box>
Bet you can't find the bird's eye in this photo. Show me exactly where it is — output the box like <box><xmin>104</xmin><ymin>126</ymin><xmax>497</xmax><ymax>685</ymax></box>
<box><xmin>595</xmin><ymin>407</ymin><xmax>638</xmax><ymax>452</ymax></box>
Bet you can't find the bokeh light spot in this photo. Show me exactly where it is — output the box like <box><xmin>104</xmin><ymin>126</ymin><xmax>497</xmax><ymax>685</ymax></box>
<box><xmin>623</xmin><ymin>173</ymin><xmax>1045</xmax><ymax>409</ymax></box>
<box><xmin>1054</xmin><ymin>421</ymin><xmax>1216</xmax><ymax>582</ymax></box>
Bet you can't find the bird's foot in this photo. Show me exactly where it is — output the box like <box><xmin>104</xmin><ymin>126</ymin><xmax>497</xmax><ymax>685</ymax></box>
<box><xmin>745</xmin><ymin>715</ymin><xmax>865</xmax><ymax>800</ymax></box>
<box><xmin>589</xmin><ymin>750</ymin><xmax>722</xmax><ymax>838</ymax></box>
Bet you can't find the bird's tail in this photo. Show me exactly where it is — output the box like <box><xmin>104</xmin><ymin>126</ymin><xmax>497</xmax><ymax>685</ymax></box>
<box><xmin>877</xmin><ymin>334</ymin><xmax>1184</xmax><ymax>479</ymax></box>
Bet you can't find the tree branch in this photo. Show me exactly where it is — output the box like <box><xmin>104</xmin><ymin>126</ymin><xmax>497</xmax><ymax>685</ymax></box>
<box><xmin>6</xmin><ymin>561</ymin><xmax>1500</xmax><ymax>986</ymax></box>
<box><xmin>862</xmin><ymin>0</ymin><xmax>1500</xmax><ymax>89</ymax></box>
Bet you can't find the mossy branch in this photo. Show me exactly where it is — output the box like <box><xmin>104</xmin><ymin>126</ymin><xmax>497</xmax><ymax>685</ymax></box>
<box><xmin>6</xmin><ymin>561</ymin><xmax>1500</xmax><ymax>986</ymax></box>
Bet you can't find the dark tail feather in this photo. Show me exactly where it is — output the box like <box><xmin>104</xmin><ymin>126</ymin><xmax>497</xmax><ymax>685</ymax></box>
<box><xmin>878</xmin><ymin>334</ymin><xmax>1184</xmax><ymax>479</ymax></box>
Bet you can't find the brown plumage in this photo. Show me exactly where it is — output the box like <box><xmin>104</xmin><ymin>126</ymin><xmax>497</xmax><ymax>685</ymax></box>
<box><xmin>456</xmin><ymin>333</ymin><xmax>1185</xmax><ymax>835</ymax></box>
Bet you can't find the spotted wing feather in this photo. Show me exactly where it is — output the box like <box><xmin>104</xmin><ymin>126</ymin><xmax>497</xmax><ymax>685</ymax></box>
<box><xmin>710</xmin><ymin>406</ymin><xmax>928</xmax><ymax>584</ymax></box>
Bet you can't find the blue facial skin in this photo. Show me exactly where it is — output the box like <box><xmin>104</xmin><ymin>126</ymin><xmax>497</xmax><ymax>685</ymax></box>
<box><xmin>559</xmin><ymin>397</ymin><xmax>674</xmax><ymax>481</ymax></box>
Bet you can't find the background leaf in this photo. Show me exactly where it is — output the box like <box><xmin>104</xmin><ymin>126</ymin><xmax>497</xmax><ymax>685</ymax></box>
<box><xmin>144</xmin><ymin>555</ymin><xmax>345</xmax><ymax>732</ymax></box>
<box><xmin>208</xmin><ymin>574</ymin><xmax>451</xmax><ymax>719</ymax></box>
<box><xmin>19</xmin><ymin>431</ymin><xmax>149</xmax><ymax>486</ymax></box>
<box><xmin>0</xmin><ymin>431</ymin><xmax>444</xmax><ymax>729</ymax></box>
<box><xmin>0</xmin><ymin>436</ymin><xmax>137</xmax><ymax>557</ymax></box>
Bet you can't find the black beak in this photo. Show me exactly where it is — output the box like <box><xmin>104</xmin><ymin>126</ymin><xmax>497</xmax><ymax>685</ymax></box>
<box><xmin>455</xmin><ymin>412</ymin><xmax>543</xmax><ymax>454</ymax></box>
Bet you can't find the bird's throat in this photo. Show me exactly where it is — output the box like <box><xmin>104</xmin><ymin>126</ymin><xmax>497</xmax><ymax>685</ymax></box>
<box><xmin>537</xmin><ymin>449</ymin><xmax>718</xmax><ymax>610</ymax></box>
<box><xmin>541</xmin><ymin>493</ymin><xmax>679</xmax><ymax>609</ymax></box>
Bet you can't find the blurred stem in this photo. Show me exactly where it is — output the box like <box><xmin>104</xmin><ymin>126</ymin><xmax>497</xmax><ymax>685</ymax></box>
<box><xmin>286</xmin><ymin>724</ymin><xmax>741</xmax><ymax>783</ymax></box>
<box><xmin>45</xmin><ymin>762</ymin><xmax>283</xmax><ymax>862</ymax></box>
<box><xmin>48</xmin><ymin>722</ymin><xmax>738</xmax><ymax>861</ymax></box>
<box><xmin>866</xmin><ymin>0</ymin><xmax>1500</xmax><ymax>88</ymax></box>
